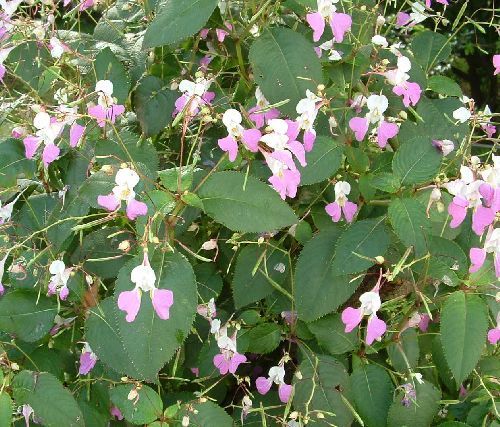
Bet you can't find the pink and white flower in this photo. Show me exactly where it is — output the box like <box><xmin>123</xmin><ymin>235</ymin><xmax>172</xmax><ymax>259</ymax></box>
<box><xmin>218</xmin><ymin>109</ymin><xmax>262</xmax><ymax>161</ymax></box>
<box><xmin>23</xmin><ymin>111</ymin><xmax>65</xmax><ymax>165</ymax></box>
<box><xmin>78</xmin><ymin>343</ymin><xmax>98</xmax><ymax>375</ymax></box>
<box><xmin>174</xmin><ymin>76</ymin><xmax>215</xmax><ymax>118</ymax></box>
<box><xmin>469</xmin><ymin>227</ymin><xmax>500</xmax><ymax>279</ymax></box>
<box><xmin>248</xmin><ymin>87</ymin><xmax>280</xmax><ymax>129</ymax></box>
<box><xmin>117</xmin><ymin>252</ymin><xmax>174</xmax><ymax>322</ymax></box>
<box><xmin>97</xmin><ymin>167</ymin><xmax>148</xmax><ymax>220</ymax></box>
<box><xmin>87</xmin><ymin>80</ymin><xmax>125</xmax><ymax>128</ymax></box>
<box><xmin>487</xmin><ymin>312</ymin><xmax>500</xmax><ymax>345</ymax></box>
<box><xmin>325</xmin><ymin>181</ymin><xmax>357</xmax><ymax>223</ymax></box>
<box><xmin>341</xmin><ymin>272</ymin><xmax>387</xmax><ymax>345</ymax></box>
<box><xmin>47</xmin><ymin>260</ymin><xmax>71</xmax><ymax>300</ymax></box>
<box><xmin>295</xmin><ymin>90</ymin><xmax>322</xmax><ymax>151</ymax></box>
<box><xmin>0</xmin><ymin>46</ymin><xmax>13</xmax><ymax>82</ymax></box>
<box><xmin>0</xmin><ymin>254</ymin><xmax>7</xmax><ymax>296</ymax></box>
<box><xmin>264</xmin><ymin>150</ymin><xmax>301</xmax><ymax>200</ymax></box>
<box><xmin>213</xmin><ymin>326</ymin><xmax>247</xmax><ymax>375</ymax></box>
<box><xmin>306</xmin><ymin>0</ymin><xmax>352</xmax><ymax>43</ymax></box>
<box><xmin>256</xmin><ymin>364</ymin><xmax>293</xmax><ymax>403</ymax></box>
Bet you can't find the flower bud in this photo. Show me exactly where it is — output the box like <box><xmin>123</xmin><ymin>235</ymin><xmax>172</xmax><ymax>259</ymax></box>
<box><xmin>376</xmin><ymin>15</ymin><xmax>386</xmax><ymax>26</ymax></box>
<box><xmin>182</xmin><ymin>416</ymin><xmax>190</xmax><ymax>426</ymax></box>
<box><xmin>118</xmin><ymin>240</ymin><xmax>131</xmax><ymax>252</ymax></box>
<box><xmin>375</xmin><ymin>256</ymin><xmax>385</xmax><ymax>264</ymax></box>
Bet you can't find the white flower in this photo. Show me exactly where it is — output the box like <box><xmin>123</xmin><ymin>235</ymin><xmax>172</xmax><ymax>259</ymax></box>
<box><xmin>409</xmin><ymin>2</ymin><xmax>427</xmax><ymax>24</ymax></box>
<box><xmin>255</xmin><ymin>87</ymin><xmax>270</xmax><ymax>109</ymax></box>
<box><xmin>480</xmin><ymin>155</ymin><xmax>500</xmax><ymax>188</ymax></box>
<box><xmin>49</xmin><ymin>37</ymin><xmax>65</xmax><ymax>59</ymax></box>
<box><xmin>222</xmin><ymin>109</ymin><xmax>244</xmax><ymax>138</ymax></box>
<box><xmin>179</xmin><ymin>79</ymin><xmax>207</xmax><ymax>97</ymax></box>
<box><xmin>210</xmin><ymin>318</ymin><xmax>221</xmax><ymax>334</ymax></box>
<box><xmin>96</xmin><ymin>80</ymin><xmax>115</xmax><ymax>107</ymax></box>
<box><xmin>371</xmin><ymin>35</ymin><xmax>388</xmax><ymax>48</ymax></box>
<box><xmin>376</xmin><ymin>15</ymin><xmax>386</xmax><ymax>26</ymax></box>
<box><xmin>484</xmin><ymin>228</ymin><xmax>500</xmax><ymax>255</ymax></box>
<box><xmin>359</xmin><ymin>291</ymin><xmax>381</xmax><ymax>316</ymax></box>
<box><xmin>112</xmin><ymin>168</ymin><xmax>140</xmax><ymax>202</ymax></box>
<box><xmin>49</xmin><ymin>260</ymin><xmax>70</xmax><ymax>289</ymax></box>
<box><xmin>130</xmin><ymin>260</ymin><xmax>156</xmax><ymax>292</ymax></box>
<box><xmin>33</xmin><ymin>112</ymin><xmax>64</xmax><ymax>145</ymax></box>
<box><xmin>366</xmin><ymin>94</ymin><xmax>388</xmax><ymax>124</ymax></box>
<box><xmin>261</xmin><ymin>119</ymin><xmax>289</xmax><ymax>150</ymax></box>
<box><xmin>438</xmin><ymin>139</ymin><xmax>455</xmax><ymax>156</ymax></box>
<box><xmin>268</xmin><ymin>365</ymin><xmax>286</xmax><ymax>385</ymax></box>
<box><xmin>452</xmin><ymin>107</ymin><xmax>471</xmax><ymax>123</ymax></box>
<box><xmin>412</xmin><ymin>373</ymin><xmax>424</xmax><ymax>384</ymax></box>
<box><xmin>334</xmin><ymin>181</ymin><xmax>351</xmax><ymax>206</ymax></box>
<box><xmin>317</xmin><ymin>0</ymin><xmax>338</xmax><ymax>18</ymax></box>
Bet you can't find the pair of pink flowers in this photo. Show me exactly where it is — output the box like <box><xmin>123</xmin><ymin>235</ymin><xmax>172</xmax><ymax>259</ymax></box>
<box><xmin>173</xmin><ymin>76</ymin><xmax>215</xmax><ymax>119</ymax></box>
<box><xmin>325</xmin><ymin>181</ymin><xmax>357</xmax><ymax>223</ymax></box>
<box><xmin>256</xmin><ymin>364</ymin><xmax>293</xmax><ymax>403</ymax></box>
<box><xmin>87</xmin><ymin>80</ymin><xmax>125</xmax><ymax>128</ymax></box>
<box><xmin>306</xmin><ymin>1</ymin><xmax>352</xmax><ymax>44</ymax></box>
<box><xmin>117</xmin><ymin>252</ymin><xmax>174</xmax><ymax>322</ymax></box>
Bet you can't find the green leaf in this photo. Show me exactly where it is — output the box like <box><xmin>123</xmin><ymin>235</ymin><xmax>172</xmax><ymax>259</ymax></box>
<box><xmin>0</xmin><ymin>393</ymin><xmax>12</xmax><ymax>427</ymax></box>
<box><xmin>194</xmin><ymin>263</ymin><xmax>223</xmax><ymax>301</ymax></box>
<box><xmin>12</xmin><ymin>371</ymin><xmax>84</xmax><ymax>427</ymax></box>
<box><xmin>387</xmin><ymin>381</ymin><xmax>440</xmax><ymax>427</ymax></box>
<box><xmin>369</xmin><ymin>172</ymin><xmax>401</xmax><ymax>193</ymax></box>
<box><xmin>387</xmin><ymin>328</ymin><xmax>420</xmax><ymax>372</ymax></box>
<box><xmin>232</xmin><ymin>244</ymin><xmax>288</xmax><ymax>309</ymax></box>
<box><xmin>298</xmin><ymin>136</ymin><xmax>343</xmax><ymax>185</ymax></box>
<box><xmin>440</xmin><ymin>291</ymin><xmax>488</xmax><ymax>385</ymax></box>
<box><xmin>244</xmin><ymin>323</ymin><xmax>281</xmax><ymax>354</ymax></box>
<box><xmin>94</xmin><ymin>47</ymin><xmax>130</xmax><ymax>104</ymax></box>
<box><xmin>351</xmin><ymin>363</ymin><xmax>394</xmax><ymax>427</ymax></box>
<box><xmin>143</xmin><ymin>0</ymin><xmax>218</xmax><ymax>48</ymax></box>
<box><xmin>393</xmin><ymin>137</ymin><xmax>441</xmax><ymax>186</ymax></box>
<box><xmin>309</xmin><ymin>314</ymin><xmax>359</xmax><ymax>354</ymax></box>
<box><xmin>6</xmin><ymin>42</ymin><xmax>50</xmax><ymax>88</ymax></box>
<box><xmin>388</xmin><ymin>198</ymin><xmax>430</xmax><ymax>256</ymax></box>
<box><xmin>331</xmin><ymin>217</ymin><xmax>390</xmax><ymax>276</ymax></box>
<box><xmin>411</xmin><ymin>31</ymin><xmax>451</xmax><ymax>72</ymax></box>
<box><xmin>249</xmin><ymin>27</ymin><xmax>323</xmax><ymax>116</ymax></box>
<box><xmin>178</xmin><ymin>401</ymin><xmax>233</xmax><ymax>427</ymax></box>
<box><xmin>0</xmin><ymin>290</ymin><xmax>57</xmax><ymax>342</ymax></box>
<box><xmin>295</xmin><ymin>227</ymin><xmax>363</xmax><ymax>322</ymax></box>
<box><xmin>428</xmin><ymin>76</ymin><xmax>462</xmax><ymax>97</ymax></box>
<box><xmin>0</xmin><ymin>138</ymin><xmax>36</xmax><ymax>188</ymax></box>
<box><xmin>110</xmin><ymin>384</ymin><xmax>162</xmax><ymax>425</ymax></box>
<box><xmin>85</xmin><ymin>251</ymin><xmax>197</xmax><ymax>380</ymax></box>
<box><xmin>293</xmin><ymin>355</ymin><xmax>354</xmax><ymax>427</ymax></box>
<box><xmin>198</xmin><ymin>171</ymin><xmax>297</xmax><ymax>233</ymax></box>
<box><xmin>134</xmin><ymin>76</ymin><xmax>176</xmax><ymax>136</ymax></box>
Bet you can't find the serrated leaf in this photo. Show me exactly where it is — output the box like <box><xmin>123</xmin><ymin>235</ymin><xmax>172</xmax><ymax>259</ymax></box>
<box><xmin>85</xmin><ymin>251</ymin><xmax>197</xmax><ymax>380</ymax></box>
<box><xmin>194</xmin><ymin>263</ymin><xmax>223</xmax><ymax>301</ymax></box>
<box><xmin>0</xmin><ymin>138</ymin><xmax>36</xmax><ymax>187</ymax></box>
<box><xmin>389</xmin><ymin>198</ymin><xmax>430</xmax><ymax>256</ymax></box>
<box><xmin>295</xmin><ymin>227</ymin><xmax>363</xmax><ymax>322</ymax></box>
<box><xmin>134</xmin><ymin>76</ymin><xmax>176</xmax><ymax>136</ymax></box>
<box><xmin>198</xmin><ymin>171</ymin><xmax>297</xmax><ymax>232</ymax></box>
<box><xmin>249</xmin><ymin>27</ymin><xmax>323</xmax><ymax>116</ymax></box>
<box><xmin>411</xmin><ymin>31</ymin><xmax>451</xmax><ymax>72</ymax></box>
<box><xmin>232</xmin><ymin>244</ymin><xmax>288</xmax><ymax>309</ymax></box>
<box><xmin>143</xmin><ymin>0</ymin><xmax>218</xmax><ymax>48</ymax></box>
<box><xmin>440</xmin><ymin>291</ymin><xmax>488</xmax><ymax>385</ymax></box>
<box><xmin>13</xmin><ymin>371</ymin><xmax>84</xmax><ymax>427</ymax></box>
<box><xmin>244</xmin><ymin>323</ymin><xmax>281</xmax><ymax>354</ymax></box>
<box><xmin>331</xmin><ymin>217</ymin><xmax>390</xmax><ymax>276</ymax></box>
<box><xmin>298</xmin><ymin>136</ymin><xmax>343</xmax><ymax>185</ymax></box>
<box><xmin>387</xmin><ymin>381</ymin><xmax>441</xmax><ymax>427</ymax></box>
<box><xmin>428</xmin><ymin>75</ymin><xmax>462</xmax><ymax>97</ymax></box>
<box><xmin>110</xmin><ymin>384</ymin><xmax>162</xmax><ymax>425</ymax></box>
<box><xmin>351</xmin><ymin>363</ymin><xmax>394</xmax><ymax>427</ymax></box>
<box><xmin>309</xmin><ymin>314</ymin><xmax>359</xmax><ymax>354</ymax></box>
<box><xmin>393</xmin><ymin>137</ymin><xmax>441</xmax><ymax>186</ymax></box>
<box><xmin>370</xmin><ymin>172</ymin><xmax>401</xmax><ymax>193</ymax></box>
<box><xmin>0</xmin><ymin>290</ymin><xmax>57</xmax><ymax>342</ymax></box>
<box><xmin>293</xmin><ymin>355</ymin><xmax>354</xmax><ymax>427</ymax></box>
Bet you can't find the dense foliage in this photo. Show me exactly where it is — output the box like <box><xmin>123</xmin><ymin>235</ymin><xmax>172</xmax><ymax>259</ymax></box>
<box><xmin>0</xmin><ymin>0</ymin><xmax>499</xmax><ymax>426</ymax></box>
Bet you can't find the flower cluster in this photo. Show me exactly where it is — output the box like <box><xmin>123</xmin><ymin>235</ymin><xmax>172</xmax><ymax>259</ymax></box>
<box><xmin>256</xmin><ymin>359</ymin><xmax>293</xmax><ymax>403</ymax></box>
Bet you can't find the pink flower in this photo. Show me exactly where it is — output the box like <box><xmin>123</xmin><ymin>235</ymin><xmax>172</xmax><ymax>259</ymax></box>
<box><xmin>218</xmin><ymin>109</ymin><xmax>262</xmax><ymax>161</ymax></box>
<box><xmin>425</xmin><ymin>0</ymin><xmax>449</xmax><ymax>8</ymax></box>
<box><xmin>487</xmin><ymin>313</ymin><xmax>500</xmax><ymax>345</ymax></box>
<box><xmin>248</xmin><ymin>87</ymin><xmax>280</xmax><ymax>129</ymax></box>
<box><xmin>349</xmin><ymin>117</ymin><xmax>369</xmax><ymax>141</ymax></box>
<box><xmin>79</xmin><ymin>343</ymin><xmax>98</xmax><ymax>375</ymax></box>
<box><xmin>117</xmin><ymin>252</ymin><xmax>174</xmax><ymax>322</ymax></box>
<box><xmin>469</xmin><ymin>227</ymin><xmax>500</xmax><ymax>279</ymax></box>
<box><xmin>396</xmin><ymin>12</ymin><xmax>411</xmax><ymax>27</ymax></box>
<box><xmin>69</xmin><ymin>123</ymin><xmax>85</xmax><ymax>148</ymax></box>
<box><xmin>213</xmin><ymin>328</ymin><xmax>246</xmax><ymax>375</ymax></box>
<box><xmin>341</xmin><ymin>271</ymin><xmax>387</xmax><ymax>345</ymax></box>
<box><xmin>325</xmin><ymin>181</ymin><xmax>357</xmax><ymax>223</ymax></box>
<box><xmin>87</xmin><ymin>80</ymin><xmax>125</xmax><ymax>127</ymax></box>
<box><xmin>295</xmin><ymin>90</ymin><xmax>322</xmax><ymax>152</ymax></box>
<box><xmin>97</xmin><ymin>167</ymin><xmax>148</xmax><ymax>220</ymax></box>
<box><xmin>174</xmin><ymin>76</ymin><xmax>215</xmax><ymax>118</ymax></box>
<box><xmin>393</xmin><ymin>82</ymin><xmax>422</xmax><ymax>107</ymax></box>
<box><xmin>306</xmin><ymin>1</ymin><xmax>352</xmax><ymax>43</ymax></box>
<box><xmin>377</xmin><ymin>121</ymin><xmax>399</xmax><ymax>148</ymax></box>
<box><xmin>330</xmin><ymin>12</ymin><xmax>352</xmax><ymax>43</ymax></box>
<box><xmin>110</xmin><ymin>406</ymin><xmax>124</xmax><ymax>421</ymax></box>
<box><xmin>22</xmin><ymin>112</ymin><xmax>64</xmax><ymax>165</ymax></box>
<box><xmin>256</xmin><ymin>365</ymin><xmax>292</xmax><ymax>403</ymax></box>
<box><xmin>261</xmin><ymin>119</ymin><xmax>307</xmax><ymax>167</ymax></box>
<box><xmin>265</xmin><ymin>150</ymin><xmax>301</xmax><ymax>200</ymax></box>
<box><xmin>494</xmin><ymin>55</ymin><xmax>500</xmax><ymax>76</ymax></box>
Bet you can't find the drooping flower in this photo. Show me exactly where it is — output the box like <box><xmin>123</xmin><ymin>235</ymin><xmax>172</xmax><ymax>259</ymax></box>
<box><xmin>383</xmin><ymin>56</ymin><xmax>422</xmax><ymax>107</ymax></box>
<box><xmin>248</xmin><ymin>87</ymin><xmax>280</xmax><ymax>129</ymax></box>
<box><xmin>110</xmin><ymin>406</ymin><xmax>124</xmax><ymax>421</ymax></box>
<box><xmin>325</xmin><ymin>181</ymin><xmax>357</xmax><ymax>223</ymax></box>
<box><xmin>23</xmin><ymin>111</ymin><xmax>65</xmax><ymax>165</ymax></box>
<box><xmin>401</xmin><ymin>383</ymin><xmax>417</xmax><ymax>407</ymax></box>
<box><xmin>218</xmin><ymin>109</ymin><xmax>262</xmax><ymax>161</ymax></box>
<box><xmin>432</xmin><ymin>139</ymin><xmax>455</xmax><ymax>156</ymax></box>
<box><xmin>306</xmin><ymin>0</ymin><xmax>352</xmax><ymax>43</ymax></box>
<box><xmin>49</xmin><ymin>37</ymin><xmax>67</xmax><ymax>59</ymax></box>
<box><xmin>264</xmin><ymin>150</ymin><xmax>301</xmax><ymax>200</ymax></box>
<box><xmin>22</xmin><ymin>404</ymin><xmax>35</xmax><ymax>427</ymax></box>
<box><xmin>452</xmin><ymin>106</ymin><xmax>471</xmax><ymax>123</ymax></box>
<box><xmin>197</xmin><ymin>297</ymin><xmax>217</xmax><ymax>321</ymax></box>
<box><xmin>97</xmin><ymin>167</ymin><xmax>148</xmax><ymax>220</ymax></box>
<box><xmin>295</xmin><ymin>90</ymin><xmax>322</xmax><ymax>151</ymax></box>
<box><xmin>480</xmin><ymin>105</ymin><xmax>497</xmax><ymax>138</ymax></box>
<box><xmin>341</xmin><ymin>271</ymin><xmax>387</xmax><ymax>345</ymax></box>
<box><xmin>173</xmin><ymin>76</ymin><xmax>215</xmax><ymax>119</ymax></box>
<box><xmin>256</xmin><ymin>364</ymin><xmax>293</xmax><ymax>403</ymax></box>
<box><xmin>78</xmin><ymin>343</ymin><xmax>98</xmax><ymax>375</ymax></box>
<box><xmin>117</xmin><ymin>252</ymin><xmax>174</xmax><ymax>322</ymax></box>
<box><xmin>493</xmin><ymin>54</ymin><xmax>500</xmax><ymax>76</ymax></box>
<box><xmin>213</xmin><ymin>327</ymin><xmax>247</xmax><ymax>375</ymax></box>
<box><xmin>47</xmin><ymin>260</ymin><xmax>71</xmax><ymax>300</ymax></box>
<box><xmin>469</xmin><ymin>227</ymin><xmax>500</xmax><ymax>279</ymax></box>
<box><xmin>87</xmin><ymin>80</ymin><xmax>125</xmax><ymax>127</ymax></box>
<box><xmin>260</xmin><ymin>119</ymin><xmax>307</xmax><ymax>167</ymax></box>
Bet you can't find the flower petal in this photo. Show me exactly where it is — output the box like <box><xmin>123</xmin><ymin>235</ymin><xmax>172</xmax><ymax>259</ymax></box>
<box><xmin>97</xmin><ymin>193</ymin><xmax>120</xmax><ymax>212</ymax></box>
<box><xmin>218</xmin><ymin>135</ymin><xmax>239</xmax><ymax>161</ymax></box>
<box><xmin>42</xmin><ymin>143</ymin><xmax>61</xmax><ymax>166</ymax></box>
<box><xmin>278</xmin><ymin>383</ymin><xmax>293</xmax><ymax>403</ymax></box>
<box><xmin>126</xmin><ymin>198</ymin><xmax>148</xmax><ymax>220</ymax></box>
<box><xmin>366</xmin><ymin>315</ymin><xmax>386</xmax><ymax>345</ymax></box>
<box><xmin>349</xmin><ymin>117</ymin><xmax>369</xmax><ymax>141</ymax></box>
<box><xmin>151</xmin><ymin>288</ymin><xmax>174</xmax><ymax>320</ymax></box>
<box><xmin>341</xmin><ymin>307</ymin><xmax>363</xmax><ymax>333</ymax></box>
<box><xmin>256</xmin><ymin>377</ymin><xmax>273</xmax><ymax>395</ymax></box>
<box><xmin>306</xmin><ymin>12</ymin><xmax>325</xmax><ymax>42</ymax></box>
<box><xmin>117</xmin><ymin>289</ymin><xmax>142</xmax><ymax>322</ymax></box>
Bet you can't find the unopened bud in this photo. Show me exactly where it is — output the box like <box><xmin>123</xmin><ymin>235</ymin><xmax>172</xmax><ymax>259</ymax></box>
<box><xmin>101</xmin><ymin>165</ymin><xmax>113</xmax><ymax>174</ymax></box>
<box><xmin>376</xmin><ymin>15</ymin><xmax>386</xmax><ymax>26</ymax></box>
<box><xmin>375</xmin><ymin>256</ymin><xmax>385</xmax><ymax>264</ymax></box>
<box><xmin>118</xmin><ymin>240</ymin><xmax>131</xmax><ymax>252</ymax></box>
<box><xmin>399</xmin><ymin>111</ymin><xmax>408</xmax><ymax>120</ymax></box>
<box><xmin>430</xmin><ymin>188</ymin><xmax>441</xmax><ymax>202</ymax></box>
<box><xmin>317</xmin><ymin>412</ymin><xmax>325</xmax><ymax>419</ymax></box>
<box><xmin>257</xmin><ymin>236</ymin><xmax>264</xmax><ymax>245</ymax></box>
<box><xmin>127</xmin><ymin>388</ymin><xmax>138</xmax><ymax>401</ymax></box>
<box><xmin>289</xmin><ymin>411</ymin><xmax>299</xmax><ymax>419</ymax></box>
<box><xmin>317</xmin><ymin>84</ymin><xmax>325</xmax><ymax>92</ymax></box>
<box><xmin>295</xmin><ymin>370</ymin><xmax>303</xmax><ymax>380</ymax></box>
<box><xmin>201</xmin><ymin>239</ymin><xmax>218</xmax><ymax>251</ymax></box>
<box><xmin>182</xmin><ymin>416</ymin><xmax>190</xmax><ymax>427</ymax></box>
